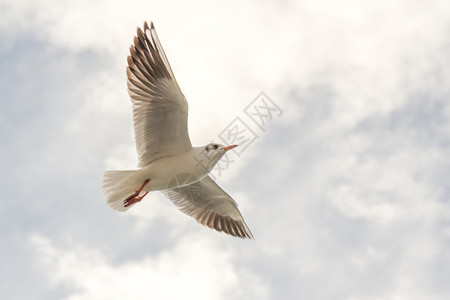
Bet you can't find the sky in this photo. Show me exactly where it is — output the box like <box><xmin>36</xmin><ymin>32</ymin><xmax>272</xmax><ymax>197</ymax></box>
<box><xmin>1</xmin><ymin>0</ymin><xmax>450</xmax><ymax>299</ymax></box>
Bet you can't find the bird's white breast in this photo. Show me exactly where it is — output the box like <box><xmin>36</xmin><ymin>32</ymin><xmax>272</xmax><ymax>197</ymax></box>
<box><xmin>137</xmin><ymin>150</ymin><xmax>210</xmax><ymax>191</ymax></box>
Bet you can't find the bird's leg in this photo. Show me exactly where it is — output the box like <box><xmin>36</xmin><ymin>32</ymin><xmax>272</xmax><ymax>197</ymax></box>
<box><xmin>123</xmin><ymin>179</ymin><xmax>150</xmax><ymax>207</ymax></box>
<box><xmin>124</xmin><ymin>191</ymin><xmax>149</xmax><ymax>207</ymax></box>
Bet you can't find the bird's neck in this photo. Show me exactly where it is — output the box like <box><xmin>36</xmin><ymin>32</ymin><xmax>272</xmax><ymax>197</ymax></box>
<box><xmin>191</xmin><ymin>147</ymin><xmax>220</xmax><ymax>174</ymax></box>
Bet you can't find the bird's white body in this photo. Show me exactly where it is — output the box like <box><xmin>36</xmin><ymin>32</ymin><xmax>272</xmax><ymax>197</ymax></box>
<box><xmin>144</xmin><ymin>147</ymin><xmax>219</xmax><ymax>190</ymax></box>
<box><xmin>126</xmin><ymin>148</ymin><xmax>212</xmax><ymax>188</ymax></box>
<box><xmin>103</xmin><ymin>147</ymin><xmax>217</xmax><ymax>211</ymax></box>
<box><xmin>140</xmin><ymin>150</ymin><xmax>203</xmax><ymax>191</ymax></box>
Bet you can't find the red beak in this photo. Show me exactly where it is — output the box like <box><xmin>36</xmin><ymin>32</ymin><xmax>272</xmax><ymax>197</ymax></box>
<box><xmin>222</xmin><ymin>144</ymin><xmax>238</xmax><ymax>151</ymax></box>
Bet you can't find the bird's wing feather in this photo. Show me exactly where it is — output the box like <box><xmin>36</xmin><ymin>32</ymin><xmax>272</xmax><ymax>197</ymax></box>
<box><xmin>163</xmin><ymin>176</ymin><xmax>254</xmax><ymax>239</ymax></box>
<box><xmin>127</xmin><ymin>22</ymin><xmax>192</xmax><ymax>167</ymax></box>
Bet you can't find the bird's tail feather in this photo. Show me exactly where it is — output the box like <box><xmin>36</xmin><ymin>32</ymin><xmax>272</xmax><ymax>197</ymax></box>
<box><xmin>102</xmin><ymin>170</ymin><xmax>139</xmax><ymax>212</ymax></box>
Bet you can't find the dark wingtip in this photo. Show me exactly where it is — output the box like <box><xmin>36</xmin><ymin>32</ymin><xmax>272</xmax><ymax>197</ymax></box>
<box><xmin>136</xmin><ymin>27</ymin><xmax>144</xmax><ymax>38</ymax></box>
<box><xmin>133</xmin><ymin>36</ymin><xmax>140</xmax><ymax>48</ymax></box>
<box><xmin>136</xmin><ymin>26</ymin><xmax>143</xmax><ymax>38</ymax></box>
<box><xmin>126</xmin><ymin>55</ymin><xmax>133</xmax><ymax>66</ymax></box>
<box><xmin>129</xmin><ymin>46</ymin><xmax>137</xmax><ymax>57</ymax></box>
<box><xmin>126</xmin><ymin>67</ymin><xmax>132</xmax><ymax>78</ymax></box>
<box><xmin>128</xmin><ymin>45</ymin><xmax>134</xmax><ymax>56</ymax></box>
<box><xmin>245</xmin><ymin>225</ymin><xmax>255</xmax><ymax>239</ymax></box>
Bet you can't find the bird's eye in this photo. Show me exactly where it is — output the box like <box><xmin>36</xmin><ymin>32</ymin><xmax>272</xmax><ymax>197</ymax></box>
<box><xmin>213</xmin><ymin>144</ymin><xmax>218</xmax><ymax>150</ymax></box>
<box><xmin>205</xmin><ymin>146</ymin><xmax>209</xmax><ymax>152</ymax></box>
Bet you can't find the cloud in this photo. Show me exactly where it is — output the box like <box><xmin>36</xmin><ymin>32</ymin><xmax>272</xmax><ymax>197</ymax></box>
<box><xmin>30</xmin><ymin>233</ymin><xmax>268</xmax><ymax>300</ymax></box>
<box><xmin>2</xmin><ymin>0</ymin><xmax>450</xmax><ymax>299</ymax></box>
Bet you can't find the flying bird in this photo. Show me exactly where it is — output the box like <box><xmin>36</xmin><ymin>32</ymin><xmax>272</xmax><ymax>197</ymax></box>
<box><xmin>102</xmin><ymin>22</ymin><xmax>254</xmax><ymax>239</ymax></box>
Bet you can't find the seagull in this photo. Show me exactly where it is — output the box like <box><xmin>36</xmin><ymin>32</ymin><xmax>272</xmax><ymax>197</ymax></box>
<box><xmin>102</xmin><ymin>22</ymin><xmax>254</xmax><ymax>239</ymax></box>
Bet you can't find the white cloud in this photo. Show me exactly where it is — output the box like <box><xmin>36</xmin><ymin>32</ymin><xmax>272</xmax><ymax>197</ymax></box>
<box><xmin>30</xmin><ymin>233</ymin><xmax>268</xmax><ymax>300</ymax></box>
<box><xmin>2</xmin><ymin>0</ymin><xmax>450</xmax><ymax>299</ymax></box>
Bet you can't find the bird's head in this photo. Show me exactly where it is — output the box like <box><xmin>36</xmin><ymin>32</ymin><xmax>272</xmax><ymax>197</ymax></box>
<box><xmin>196</xmin><ymin>143</ymin><xmax>238</xmax><ymax>170</ymax></box>
<box><xmin>204</xmin><ymin>143</ymin><xmax>237</xmax><ymax>153</ymax></box>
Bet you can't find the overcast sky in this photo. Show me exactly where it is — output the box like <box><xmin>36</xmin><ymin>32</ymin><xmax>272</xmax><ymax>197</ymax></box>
<box><xmin>1</xmin><ymin>0</ymin><xmax>450</xmax><ymax>299</ymax></box>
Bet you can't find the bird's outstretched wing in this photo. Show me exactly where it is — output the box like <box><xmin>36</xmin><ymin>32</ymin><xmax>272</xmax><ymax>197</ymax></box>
<box><xmin>163</xmin><ymin>176</ymin><xmax>254</xmax><ymax>239</ymax></box>
<box><xmin>127</xmin><ymin>22</ymin><xmax>192</xmax><ymax>167</ymax></box>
